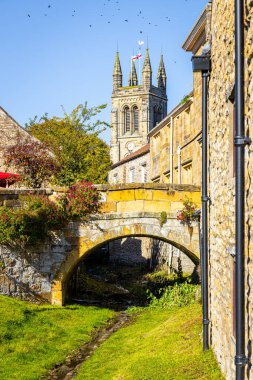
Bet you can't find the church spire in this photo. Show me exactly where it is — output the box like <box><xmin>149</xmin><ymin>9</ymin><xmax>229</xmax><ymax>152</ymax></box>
<box><xmin>113</xmin><ymin>51</ymin><xmax>122</xmax><ymax>91</ymax></box>
<box><xmin>142</xmin><ymin>49</ymin><xmax>152</xmax><ymax>89</ymax></box>
<box><xmin>157</xmin><ymin>54</ymin><xmax>166</xmax><ymax>92</ymax></box>
<box><xmin>128</xmin><ymin>59</ymin><xmax>138</xmax><ymax>86</ymax></box>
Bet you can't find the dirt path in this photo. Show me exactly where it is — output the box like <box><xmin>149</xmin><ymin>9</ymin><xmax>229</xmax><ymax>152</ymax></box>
<box><xmin>46</xmin><ymin>312</ymin><xmax>133</xmax><ymax>380</ymax></box>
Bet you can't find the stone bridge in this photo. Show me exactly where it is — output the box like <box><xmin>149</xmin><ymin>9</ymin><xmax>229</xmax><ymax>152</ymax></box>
<box><xmin>0</xmin><ymin>184</ymin><xmax>201</xmax><ymax>306</ymax></box>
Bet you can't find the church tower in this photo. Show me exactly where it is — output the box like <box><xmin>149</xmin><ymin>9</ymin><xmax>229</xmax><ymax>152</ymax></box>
<box><xmin>110</xmin><ymin>50</ymin><xmax>167</xmax><ymax>164</ymax></box>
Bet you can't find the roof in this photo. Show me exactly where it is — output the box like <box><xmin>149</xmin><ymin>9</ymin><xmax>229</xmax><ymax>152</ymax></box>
<box><xmin>111</xmin><ymin>144</ymin><xmax>150</xmax><ymax>169</ymax></box>
<box><xmin>181</xmin><ymin>4</ymin><xmax>208</xmax><ymax>53</ymax></box>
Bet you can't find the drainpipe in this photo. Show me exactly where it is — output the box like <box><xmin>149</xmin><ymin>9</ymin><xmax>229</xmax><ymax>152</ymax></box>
<box><xmin>234</xmin><ymin>0</ymin><xmax>250</xmax><ymax>377</ymax></box>
<box><xmin>192</xmin><ymin>54</ymin><xmax>211</xmax><ymax>351</ymax></box>
<box><xmin>177</xmin><ymin>146</ymin><xmax>181</xmax><ymax>184</ymax></box>
<box><xmin>170</xmin><ymin>117</ymin><xmax>174</xmax><ymax>183</ymax></box>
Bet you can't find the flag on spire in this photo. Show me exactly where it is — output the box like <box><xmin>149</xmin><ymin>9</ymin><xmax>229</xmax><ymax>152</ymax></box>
<box><xmin>132</xmin><ymin>53</ymin><xmax>142</xmax><ymax>61</ymax></box>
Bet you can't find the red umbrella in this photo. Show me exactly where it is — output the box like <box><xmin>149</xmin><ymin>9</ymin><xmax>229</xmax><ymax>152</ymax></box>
<box><xmin>0</xmin><ymin>172</ymin><xmax>20</xmax><ymax>188</ymax></box>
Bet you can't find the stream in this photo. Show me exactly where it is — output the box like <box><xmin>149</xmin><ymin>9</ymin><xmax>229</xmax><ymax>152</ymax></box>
<box><xmin>46</xmin><ymin>311</ymin><xmax>133</xmax><ymax>380</ymax></box>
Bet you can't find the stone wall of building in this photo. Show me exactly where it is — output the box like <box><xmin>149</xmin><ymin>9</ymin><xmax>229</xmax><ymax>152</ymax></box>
<box><xmin>108</xmin><ymin>145</ymin><xmax>150</xmax><ymax>184</ymax></box>
<box><xmin>207</xmin><ymin>0</ymin><xmax>253</xmax><ymax>378</ymax></box>
<box><xmin>108</xmin><ymin>237</ymin><xmax>195</xmax><ymax>275</ymax></box>
<box><xmin>148</xmin><ymin>95</ymin><xmax>202</xmax><ymax>186</ymax></box>
<box><xmin>0</xmin><ymin>107</ymin><xmax>35</xmax><ymax>173</ymax></box>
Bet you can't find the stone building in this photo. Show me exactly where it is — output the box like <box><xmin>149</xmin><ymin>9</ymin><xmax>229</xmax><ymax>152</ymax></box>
<box><xmin>0</xmin><ymin>106</ymin><xmax>35</xmax><ymax>174</ymax></box>
<box><xmin>148</xmin><ymin>92</ymin><xmax>202</xmax><ymax>186</ymax></box>
<box><xmin>108</xmin><ymin>143</ymin><xmax>150</xmax><ymax>184</ymax></box>
<box><xmin>184</xmin><ymin>0</ymin><xmax>253</xmax><ymax>378</ymax></box>
<box><xmin>110</xmin><ymin>50</ymin><xmax>167</xmax><ymax>164</ymax></box>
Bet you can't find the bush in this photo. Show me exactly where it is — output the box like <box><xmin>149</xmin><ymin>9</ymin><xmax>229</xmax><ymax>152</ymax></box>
<box><xmin>4</xmin><ymin>141</ymin><xmax>59</xmax><ymax>188</ymax></box>
<box><xmin>147</xmin><ymin>282</ymin><xmax>199</xmax><ymax>308</ymax></box>
<box><xmin>0</xmin><ymin>195</ymin><xmax>66</xmax><ymax>247</ymax></box>
<box><xmin>62</xmin><ymin>180</ymin><xmax>100</xmax><ymax>220</ymax></box>
<box><xmin>0</xmin><ymin>182</ymin><xmax>101</xmax><ymax>247</ymax></box>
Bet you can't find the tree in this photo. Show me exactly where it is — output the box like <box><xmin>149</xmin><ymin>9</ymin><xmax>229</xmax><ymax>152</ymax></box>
<box><xmin>4</xmin><ymin>141</ymin><xmax>58</xmax><ymax>188</ymax></box>
<box><xmin>26</xmin><ymin>103</ymin><xmax>111</xmax><ymax>186</ymax></box>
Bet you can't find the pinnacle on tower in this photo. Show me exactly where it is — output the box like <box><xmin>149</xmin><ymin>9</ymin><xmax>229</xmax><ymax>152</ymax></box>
<box><xmin>157</xmin><ymin>54</ymin><xmax>166</xmax><ymax>91</ymax></box>
<box><xmin>128</xmin><ymin>59</ymin><xmax>138</xmax><ymax>86</ymax></box>
<box><xmin>142</xmin><ymin>49</ymin><xmax>152</xmax><ymax>89</ymax></box>
<box><xmin>113</xmin><ymin>51</ymin><xmax>122</xmax><ymax>91</ymax></box>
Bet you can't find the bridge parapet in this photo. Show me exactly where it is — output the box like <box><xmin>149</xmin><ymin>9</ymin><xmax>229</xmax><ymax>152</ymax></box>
<box><xmin>95</xmin><ymin>183</ymin><xmax>201</xmax><ymax>214</ymax></box>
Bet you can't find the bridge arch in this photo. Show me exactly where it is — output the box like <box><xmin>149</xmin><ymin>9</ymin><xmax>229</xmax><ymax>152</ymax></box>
<box><xmin>51</xmin><ymin>217</ymin><xmax>200</xmax><ymax>305</ymax></box>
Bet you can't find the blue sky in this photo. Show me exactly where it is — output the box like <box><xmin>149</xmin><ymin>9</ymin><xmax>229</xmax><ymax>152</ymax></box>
<box><xmin>0</xmin><ymin>0</ymin><xmax>207</xmax><ymax>143</ymax></box>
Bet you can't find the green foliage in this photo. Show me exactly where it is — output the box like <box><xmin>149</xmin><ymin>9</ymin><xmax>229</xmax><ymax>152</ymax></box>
<box><xmin>159</xmin><ymin>211</ymin><xmax>167</xmax><ymax>227</ymax></box>
<box><xmin>0</xmin><ymin>182</ymin><xmax>101</xmax><ymax>247</ymax></box>
<box><xmin>0</xmin><ymin>195</ymin><xmax>66</xmax><ymax>247</ymax></box>
<box><xmin>4</xmin><ymin>141</ymin><xmax>58</xmax><ymax>188</ymax></box>
<box><xmin>177</xmin><ymin>197</ymin><xmax>198</xmax><ymax>226</ymax></box>
<box><xmin>147</xmin><ymin>283</ymin><xmax>199</xmax><ymax>308</ymax></box>
<box><xmin>180</xmin><ymin>93</ymin><xmax>191</xmax><ymax>104</ymax></box>
<box><xmin>26</xmin><ymin>103</ymin><xmax>111</xmax><ymax>186</ymax></box>
<box><xmin>0</xmin><ymin>295</ymin><xmax>114</xmax><ymax>380</ymax></box>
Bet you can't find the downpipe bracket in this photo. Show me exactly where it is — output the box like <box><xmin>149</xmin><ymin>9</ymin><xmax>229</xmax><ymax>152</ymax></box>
<box><xmin>234</xmin><ymin>355</ymin><xmax>249</xmax><ymax>367</ymax></box>
<box><xmin>234</xmin><ymin>136</ymin><xmax>251</xmax><ymax>146</ymax></box>
<box><xmin>201</xmin><ymin>196</ymin><xmax>211</xmax><ymax>203</ymax></box>
<box><xmin>203</xmin><ymin>318</ymin><xmax>210</xmax><ymax>325</ymax></box>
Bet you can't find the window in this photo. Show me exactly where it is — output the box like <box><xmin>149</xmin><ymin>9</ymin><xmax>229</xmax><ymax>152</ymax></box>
<box><xmin>129</xmin><ymin>167</ymin><xmax>135</xmax><ymax>183</ymax></box>
<box><xmin>158</xmin><ymin>106</ymin><xmax>163</xmax><ymax>123</ymax></box>
<box><xmin>133</xmin><ymin>106</ymin><xmax>139</xmax><ymax>132</ymax></box>
<box><xmin>141</xmin><ymin>164</ymin><xmax>147</xmax><ymax>183</ymax></box>
<box><xmin>153</xmin><ymin>106</ymin><xmax>158</xmax><ymax>127</ymax></box>
<box><xmin>124</xmin><ymin>106</ymin><xmax>130</xmax><ymax>133</ymax></box>
<box><xmin>113</xmin><ymin>173</ymin><xmax>118</xmax><ymax>184</ymax></box>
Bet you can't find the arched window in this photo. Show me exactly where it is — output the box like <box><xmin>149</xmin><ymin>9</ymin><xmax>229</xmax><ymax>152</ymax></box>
<box><xmin>158</xmin><ymin>106</ymin><xmax>163</xmax><ymax>123</ymax></box>
<box><xmin>153</xmin><ymin>105</ymin><xmax>158</xmax><ymax>127</ymax></box>
<box><xmin>133</xmin><ymin>106</ymin><xmax>139</xmax><ymax>132</ymax></box>
<box><xmin>124</xmin><ymin>106</ymin><xmax>130</xmax><ymax>133</ymax></box>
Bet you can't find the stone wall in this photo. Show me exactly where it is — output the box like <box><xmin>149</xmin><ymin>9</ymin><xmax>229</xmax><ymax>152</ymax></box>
<box><xmin>0</xmin><ymin>235</ymin><xmax>71</xmax><ymax>303</ymax></box>
<box><xmin>0</xmin><ymin>107</ymin><xmax>35</xmax><ymax>173</ymax></box>
<box><xmin>148</xmin><ymin>96</ymin><xmax>202</xmax><ymax>186</ymax></box>
<box><xmin>108</xmin><ymin>237</ymin><xmax>195</xmax><ymax>274</ymax></box>
<box><xmin>207</xmin><ymin>0</ymin><xmax>253</xmax><ymax>379</ymax></box>
<box><xmin>108</xmin><ymin>148</ymin><xmax>150</xmax><ymax>184</ymax></box>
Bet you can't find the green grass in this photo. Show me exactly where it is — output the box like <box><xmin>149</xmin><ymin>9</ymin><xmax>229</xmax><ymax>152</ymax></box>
<box><xmin>0</xmin><ymin>295</ymin><xmax>114</xmax><ymax>380</ymax></box>
<box><xmin>76</xmin><ymin>303</ymin><xmax>224</xmax><ymax>380</ymax></box>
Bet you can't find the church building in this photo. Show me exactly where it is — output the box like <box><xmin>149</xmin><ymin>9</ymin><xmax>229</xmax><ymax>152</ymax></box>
<box><xmin>110</xmin><ymin>49</ymin><xmax>167</xmax><ymax>164</ymax></box>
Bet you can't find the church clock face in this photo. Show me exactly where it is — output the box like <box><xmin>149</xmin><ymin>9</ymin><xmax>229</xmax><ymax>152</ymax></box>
<box><xmin>127</xmin><ymin>142</ymin><xmax>135</xmax><ymax>152</ymax></box>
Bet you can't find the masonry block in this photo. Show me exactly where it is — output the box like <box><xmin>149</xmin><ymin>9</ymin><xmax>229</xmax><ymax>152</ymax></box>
<box><xmin>117</xmin><ymin>200</ymin><xmax>144</xmax><ymax>213</ymax></box>
<box><xmin>134</xmin><ymin>189</ymin><xmax>153</xmax><ymax>200</ymax></box>
<box><xmin>106</xmin><ymin>190</ymin><xmax>135</xmax><ymax>202</ymax></box>
<box><xmin>143</xmin><ymin>200</ymin><xmax>171</xmax><ymax>213</ymax></box>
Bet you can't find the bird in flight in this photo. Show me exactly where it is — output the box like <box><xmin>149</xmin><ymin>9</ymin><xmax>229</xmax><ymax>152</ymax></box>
<box><xmin>27</xmin><ymin>14</ymin><xmax>31</xmax><ymax>17</ymax></box>
<box><xmin>48</xmin><ymin>4</ymin><xmax>51</xmax><ymax>8</ymax></box>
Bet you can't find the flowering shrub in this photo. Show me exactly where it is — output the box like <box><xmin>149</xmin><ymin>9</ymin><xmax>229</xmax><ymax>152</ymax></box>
<box><xmin>0</xmin><ymin>181</ymin><xmax>101</xmax><ymax>247</ymax></box>
<box><xmin>0</xmin><ymin>195</ymin><xmax>66</xmax><ymax>247</ymax></box>
<box><xmin>177</xmin><ymin>197</ymin><xmax>198</xmax><ymax>226</ymax></box>
<box><xmin>4</xmin><ymin>141</ymin><xmax>59</xmax><ymax>188</ymax></box>
<box><xmin>62</xmin><ymin>180</ymin><xmax>100</xmax><ymax>220</ymax></box>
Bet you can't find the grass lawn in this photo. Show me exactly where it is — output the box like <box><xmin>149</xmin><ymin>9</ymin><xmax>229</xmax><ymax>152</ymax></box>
<box><xmin>0</xmin><ymin>295</ymin><xmax>114</xmax><ymax>380</ymax></box>
<box><xmin>76</xmin><ymin>303</ymin><xmax>224</xmax><ymax>380</ymax></box>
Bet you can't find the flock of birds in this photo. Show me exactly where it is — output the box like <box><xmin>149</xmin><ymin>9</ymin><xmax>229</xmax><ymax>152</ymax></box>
<box><xmin>26</xmin><ymin>0</ymin><xmax>191</xmax><ymax>64</ymax></box>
